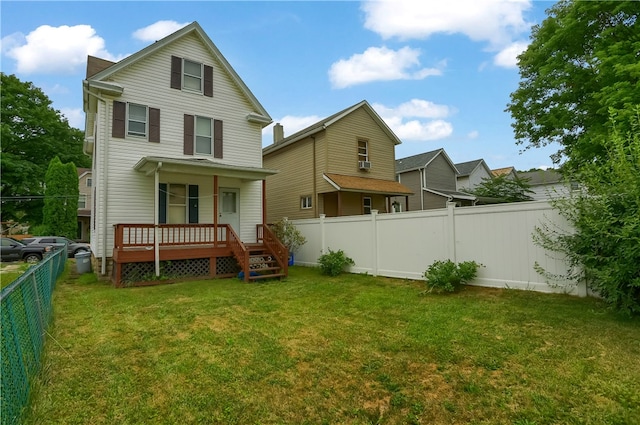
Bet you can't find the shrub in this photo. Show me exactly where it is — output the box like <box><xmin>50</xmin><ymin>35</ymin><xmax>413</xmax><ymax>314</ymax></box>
<box><xmin>423</xmin><ymin>260</ymin><xmax>481</xmax><ymax>293</ymax></box>
<box><xmin>270</xmin><ymin>218</ymin><xmax>306</xmax><ymax>253</ymax></box>
<box><xmin>318</xmin><ymin>248</ymin><xmax>355</xmax><ymax>277</ymax></box>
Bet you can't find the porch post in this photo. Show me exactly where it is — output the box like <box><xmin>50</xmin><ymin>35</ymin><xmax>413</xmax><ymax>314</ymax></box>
<box><xmin>213</xmin><ymin>175</ymin><xmax>219</xmax><ymax>245</ymax></box>
<box><xmin>405</xmin><ymin>196</ymin><xmax>409</xmax><ymax>212</ymax></box>
<box><xmin>337</xmin><ymin>191</ymin><xmax>342</xmax><ymax>217</ymax></box>
<box><xmin>262</xmin><ymin>179</ymin><xmax>267</xmax><ymax>225</ymax></box>
<box><xmin>154</xmin><ymin>163</ymin><xmax>162</xmax><ymax>277</ymax></box>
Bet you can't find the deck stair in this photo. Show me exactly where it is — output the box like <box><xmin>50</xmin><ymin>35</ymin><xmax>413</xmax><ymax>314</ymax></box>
<box><xmin>243</xmin><ymin>243</ymin><xmax>286</xmax><ymax>281</ymax></box>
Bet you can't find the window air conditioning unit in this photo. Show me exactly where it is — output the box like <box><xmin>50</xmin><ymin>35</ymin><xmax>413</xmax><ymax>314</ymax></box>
<box><xmin>358</xmin><ymin>160</ymin><xmax>372</xmax><ymax>170</ymax></box>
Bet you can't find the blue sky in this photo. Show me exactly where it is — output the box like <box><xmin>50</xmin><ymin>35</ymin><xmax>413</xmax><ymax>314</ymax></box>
<box><xmin>1</xmin><ymin>0</ymin><xmax>561</xmax><ymax>171</ymax></box>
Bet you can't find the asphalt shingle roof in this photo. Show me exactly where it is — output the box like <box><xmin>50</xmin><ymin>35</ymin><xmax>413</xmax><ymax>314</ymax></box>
<box><xmin>395</xmin><ymin>149</ymin><xmax>443</xmax><ymax>173</ymax></box>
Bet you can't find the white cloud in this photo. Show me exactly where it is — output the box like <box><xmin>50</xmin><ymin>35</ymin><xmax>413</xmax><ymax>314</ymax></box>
<box><xmin>262</xmin><ymin>115</ymin><xmax>322</xmax><ymax>145</ymax></box>
<box><xmin>362</xmin><ymin>0</ymin><xmax>533</xmax><ymax>68</ymax></box>
<box><xmin>132</xmin><ymin>20</ymin><xmax>190</xmax><ymax>42</ymax></box>
<box><xmin>60</xmin><ymin>107</ymin><xmax>84</xmax><ymax>129</ymax></box>
<box><xmin>493</xmin><ymin>41</ymin><xmax>528</xmax><ymax>68</ymax></box>
<box><xmin>3</xmin><ymin>25</ymin><xmax>124</xmax><ymax>74</ymax></box>
<box><xmin>372</xmin><ymin>100</ymin><xmax>454</xmax><ymax>141</ymax></box>
<box><xmin>329</xmin><ymin>46</ymin><xmax>443</xmax><ymax>89</ymax></box>
<box><xmin>467</xmin><ymin>130</ymin><xmax>479</xmax><ymax>139</ymax></box>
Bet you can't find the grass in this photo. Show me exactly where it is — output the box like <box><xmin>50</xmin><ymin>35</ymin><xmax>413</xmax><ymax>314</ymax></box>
<box><xmin>0</xmin><ymin>261</ymin><xmax>31</xmax><ymax>289</ymax></box>
<box><xmin>23</xmin><ymin>266</ymin><xmax>640</xmax><ymax>424</ymax></box>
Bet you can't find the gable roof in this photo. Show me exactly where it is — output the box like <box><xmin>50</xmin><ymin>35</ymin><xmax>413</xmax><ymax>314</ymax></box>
<box><xmin>263</xmin><ymin>100</ymin><xmax>401</xmax><ymax>155</ymax></box>
<box><xmin>323</xmin><ymin>173</ymin><xmax>413</xmax><ymax>196</ymax></box>
<box><xmin>395</xmin><ymin>148</ymin><xmax>459</xmax><ymax>174</ymax></box>
<box><xmin>517</xmin><ymin>169</ymin><xmax>563</xmax><ymax>186</ymax></box>
<box><xmin>83</xmin><ymin>21</ymin><xmax>270</xmax><ymax>122</ymax></box>
<box><xmin>454</xmin><ymin>159</ymin><xmax>491</xmax><ymax>177</ymax></box>
<box><xmin>492</xmin><ymin>166</ymin><xmax>516</xmax><ymax>177</ymax></box>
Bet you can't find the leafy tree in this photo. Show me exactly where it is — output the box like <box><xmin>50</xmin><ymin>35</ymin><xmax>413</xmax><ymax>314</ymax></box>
<box><xmin>0</xmin><ymin>73</ymin><xmax>90</xmax><ymax>224</ymax></box>
<box><xmin>534</xmin><ymin>110</ymin><xmax>640</xmax><ymax>315</ymax></box>
<box><xmin>465</xmin><ymin>174</ymin><xmax>534</xmax><ymax>203</ymax></box>
<box><xmin>507</xmin><ymin>0</ymin><xmax>640</xmax><ymax>171</ymax></box>
<box><xmin>43</xmin><ymin>157</ymin><xmax>79</xmax><ymax>238</ymax></box>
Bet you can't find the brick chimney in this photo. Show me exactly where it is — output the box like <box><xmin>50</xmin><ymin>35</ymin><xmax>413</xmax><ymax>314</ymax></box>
<box><xmin>273</xmin><ymin>123</ymin><xmax>284</xmax><ymax>144</ymax></box>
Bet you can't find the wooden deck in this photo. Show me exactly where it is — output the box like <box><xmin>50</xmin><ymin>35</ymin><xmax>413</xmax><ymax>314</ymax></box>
<box><xmin>112</xmin><ymin>223</ymin><xmax>288</xmax><ymax>286</ymax></box>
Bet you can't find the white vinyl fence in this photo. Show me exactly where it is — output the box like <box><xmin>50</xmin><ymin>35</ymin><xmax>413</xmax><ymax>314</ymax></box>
<box><xmin>292</xmin><ymin>201</ymin><xmax>588</xmax><ymax>296</ymax></box>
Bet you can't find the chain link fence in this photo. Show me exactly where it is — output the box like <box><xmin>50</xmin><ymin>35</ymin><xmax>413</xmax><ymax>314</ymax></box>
<box><xmin>1</xmin><ymin>249</ymin><xmax>67</xmax><ymax>425</ymax></box>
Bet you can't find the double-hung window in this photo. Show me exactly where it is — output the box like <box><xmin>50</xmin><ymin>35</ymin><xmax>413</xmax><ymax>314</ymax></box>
<box><xmin>195</xmin><ymin>116</ymin><xmax>213</xmax><ymax>155</ymax></box>
<box><xmin>363</xmin><ymin>197</ymin><xmax>372</xmax><ymax>214</ymax></box>
<box><xmin>183</xmin><ymin>59</ymin><xmax>203</xmax><ymax>92</ymax></box>
<box><xmin>358</xmin><ymin>140</ymin><xmax>369</xmax><ymax>162</ymax></box>
<box><xmin>301</xmin><ymin>195</ymin><xmax>312</xmax><ymax>209</ymax></box>
<box><xmin>78</xmin><ymin>194</ymin><xmax>87</xmax><ymax>209</ymax></box>
<box><xmin>127</xmin><ymin>103</ymin><xmax>147</xmax><ymax>137</ymax></box>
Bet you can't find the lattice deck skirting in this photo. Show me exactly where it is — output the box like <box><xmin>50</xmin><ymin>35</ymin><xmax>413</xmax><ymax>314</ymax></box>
<box><xmin>120</xmin><ymin>256</ymin><xmax>239</xmax><ymax>287</ymax></box>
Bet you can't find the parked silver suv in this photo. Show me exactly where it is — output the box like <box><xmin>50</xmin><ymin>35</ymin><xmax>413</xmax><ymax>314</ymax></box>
<box><xmin>22</xmin><ymin>237</ymin><xmax>90</xmax><ymax>258</ymax></box>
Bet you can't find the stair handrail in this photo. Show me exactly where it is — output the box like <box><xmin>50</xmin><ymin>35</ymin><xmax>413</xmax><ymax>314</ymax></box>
<box><xmin>258</xmin><ymin>224</ymin><xmax>289</xmax><ymax>277</ymax></box>
<box><xmin>227</xmin><ymin>225</ymin><xmax>250</xmax><ymax>282</ymax></box>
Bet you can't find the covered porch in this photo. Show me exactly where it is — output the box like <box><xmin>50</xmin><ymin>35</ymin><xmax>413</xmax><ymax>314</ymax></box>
<box><xmin>110</xmin><ymin>156</ymin><xmax>287</xmax><ymax>286</ymax></box>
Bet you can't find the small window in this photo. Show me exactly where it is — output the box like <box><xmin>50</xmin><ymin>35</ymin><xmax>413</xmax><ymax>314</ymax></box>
<box><xmin>195</xmin><ymin>116</ymin><xmax>212</xmax><ymax>155</ymax></box>
<box><xmin>86</xmin><ymin>178</ymin><xmax>92</xmax><ymax>187</ymax></box>
<box><xmin>183</xmin><ymin>59</ymin><xmax>203</xmax><ymax>92</ymax></box>
<box><xmin>363</xmin><ymin>197</ymin><xmax>372</xmax><ymax>214</ymax></box>
<box><xmin>78</xmin><ymin>195</ymin><xmax>87</xmax><ymax>209</ymax></box>
<box><xmin>127</xmin><ymin>103</ymin><xmax>148</xmax><ymax>137</ymax></box>
<box><xmin>358</xmin><ymin>139</ymin><xmax>369</xmax><ymax>162</ymax></box>
<box><xmin>301</xmin><ymin>195</ymin><xmax>312</xmax><ymax>209</ymax></box>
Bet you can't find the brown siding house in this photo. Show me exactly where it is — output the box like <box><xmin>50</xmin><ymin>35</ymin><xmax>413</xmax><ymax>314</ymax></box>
<box><xmin>263</xmin><ymin>100</ymin><xmax>412</xmax><ymax>222</ymax></box>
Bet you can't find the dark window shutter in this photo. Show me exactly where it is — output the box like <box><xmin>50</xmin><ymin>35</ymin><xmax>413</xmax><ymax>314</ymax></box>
<box><xmin>214</xmin><ymin>119</ymin><xmax>223</xmax><ymax>159</ymax></box>
<box><xmin>159</xmin><ymin>183</ymin><xmax>167</xmax><ymax>224</ymax></box>
<box><xmin>188</xmin><ymin>185</ymin><xmax>199</xmax><ymax>224</ymax></box>
<box><xmin>112</xmin><ymin>101</ymin><xmax>126</xmax><ymax>138</ymax></box>
<box><xmin>184</xmin><ymin>114</ymin><xmax>194</xmax><ymax>155</ymax></box>
<box><xmin>204</xmin><ymin>65</ymin><xmax>213</xmax><ymax>97</ymax></box>
<box><xmin>149</xmin><ymin>108</ymin><xmax>160</xmax><ymax>143</ymax></box>
<box><xmin>171</xmin><ymin>56</ymin><xmax>182</xmax><ymax>89</ymax></box>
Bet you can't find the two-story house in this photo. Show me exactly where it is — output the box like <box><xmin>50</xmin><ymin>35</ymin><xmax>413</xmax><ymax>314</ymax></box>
<box><xmin>82</xmin><ymin>22</ymin><xmax>287</xmax><ymax>285</ymax></box>
<box><xmin>395</xmin><ymin>149</ymin><xmax>476</xmax><ymax>210</ymax></box>
<box><xmin>262</xmin><ymin>100</ymin><xmax>413</xmax><ymax>222</ymax></box>
<box><xmin>77</xmin><ymin>167</ymin><xmax>92</xmax><ymax>242</ymax></box>
<box><xmin>455</xmin><ymin>159</ymin><xmax>493</xmax><ymax>192</ymax></box>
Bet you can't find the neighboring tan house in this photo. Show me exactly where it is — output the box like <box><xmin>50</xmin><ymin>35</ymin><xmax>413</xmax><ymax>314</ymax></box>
<box><xmin>262</xmin><ymin>100</ymin><xmax>413</xmax><ymax>222</ymax></box>
<box><xmin>455</xmin><ymin>159</ymin><xmax>493</xmax><ymax>192</ymax></box>
<box><xmin>492</xmin><ymin>166</ymin><xmax>517</xmax><ymax>179</ymax></box>
<box><xmin>394</xmin><ymin>149</ymin><xmax>476</xmax><ymax>210</ymax></box>
<box><xmin>82</xmin><ymin>22</ymin><xmax>287</xmax><ymax>285</ymax></box>
<box><xmin>77</xmin><ymin>168</ymin><xmax>92</xmax><ymax>242</ymax></box>
<box><xmin>517</xmin><ymin>169</ymin><xmax>576</xmax><ymax>200</ymax></box>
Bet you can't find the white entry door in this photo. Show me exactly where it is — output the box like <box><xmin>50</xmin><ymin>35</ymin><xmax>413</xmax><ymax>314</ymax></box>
<box><xmin>219</xmin><ymin>188</ymin><xmax>240</xmax><ymax>234</ymax></box>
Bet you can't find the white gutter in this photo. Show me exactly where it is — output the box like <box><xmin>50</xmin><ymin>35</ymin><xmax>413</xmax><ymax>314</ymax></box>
<box><xmin>82</xmin><ymin>85</ymin><xmax>110</xmax><ymax>275</ymax></box>
<box><xmin>154</xmin><ymin>162</ymin><xmax>162</xmax><ymax>277</ymax></box>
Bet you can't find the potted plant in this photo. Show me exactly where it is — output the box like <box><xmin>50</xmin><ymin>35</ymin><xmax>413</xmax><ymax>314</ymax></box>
<box><xmin>270</xmin><ymin>218</ymin><xmax>307</xmax><ymax>265</ymax></box>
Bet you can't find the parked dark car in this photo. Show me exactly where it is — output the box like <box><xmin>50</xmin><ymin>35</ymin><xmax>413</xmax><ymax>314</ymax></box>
<box><xmin>1</xmin><ymin>237</ymin><xmax>52</xmax><ymax>263</ymax></box>
<box><xmin>22</xmin><ymin>236</ymin><xmax>90</xmax><ymax>258</ymax></box>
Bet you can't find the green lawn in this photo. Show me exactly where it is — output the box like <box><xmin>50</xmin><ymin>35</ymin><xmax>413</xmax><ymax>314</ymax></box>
<box><xmin>24</xmin><ymin>266</ymin><xmax>640</xmax><ymax>424</ymax></box>
<box><xmin>0</xmin><ymin>262</ymin><xmax>31</xmax><ymax>289</ymax></box>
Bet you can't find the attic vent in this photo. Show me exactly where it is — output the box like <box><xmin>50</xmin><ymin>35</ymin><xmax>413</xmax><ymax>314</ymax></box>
<box><xmin>359</xmin><ymin>160</ymin><xmax>372</xmax><ymax>170</ymax></box>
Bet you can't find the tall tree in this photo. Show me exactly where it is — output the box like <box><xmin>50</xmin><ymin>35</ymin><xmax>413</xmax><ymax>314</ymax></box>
<box><xmin>43</xmin><ymin>157</ymin><xmax>79</xmax><ymax>238</ymax></box>
<box><xmin>0</xmin><ymin>73</ymin><xmax>90</xmax><ymax>224</ymax></box>
<box><xmin>506</xmin><ymin>0</ymin><xmax>640</xmax><ymax>171</ymax></box>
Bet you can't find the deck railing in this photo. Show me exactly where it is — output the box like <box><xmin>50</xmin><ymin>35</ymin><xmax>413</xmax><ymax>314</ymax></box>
<box><xmin>114</xmin><ymin>224</ymin><xmax>230</xmax><ymax>249</ymax></box>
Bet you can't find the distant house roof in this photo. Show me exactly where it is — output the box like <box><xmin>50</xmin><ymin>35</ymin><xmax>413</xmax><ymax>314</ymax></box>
<box><xmin>424</xmin><ymin>188</ymin><xmax>477</xmax><ymax>201</ymax></box>
<box><xmin>77</xmin><ymin>168</ymin><xmax>91</xmax><ymax>178</ymax></box>
<box><xmin>396</xmin><ymin>148</ymin><xmax>459</xmax><ymax>174</ymax></box>
<box><xmin>454</xmin><ymin>159</ymin><xmax>491</xmax><ymax>177</ymax></box>
<box><xmin>323</xmin><ymin>173</ymin><xmax>413</xmax><ymax>196</ymax></box>
<box><xmin>518</xmin><ymin>169</ymin><xmax>563</xmax><ymax>185</ymax></box>
<box><xmin>492</xmin><ymin>166</ymin><xmax>516</xmax><ymax>177</ymax></box>
<box><xmin>263</xmin><ymin>100</ymin><xmax>401</xmax><ymax>155</ymax></box>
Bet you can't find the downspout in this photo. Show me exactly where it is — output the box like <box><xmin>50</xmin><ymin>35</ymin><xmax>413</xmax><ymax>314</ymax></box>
<box><xmin>82</xmin><ymin>85</ymin><xmax>110</xmax><ymax>275</ymax></box>
<box><xmin>154</xmin><ymin>162</ymin><xmax>163</xmax><ymax>277</ymax></box>
<box><xmin>420</xmin><ymin>168</ymin><xmax>425</xmax><ymax>210</ymax></box>
<box><xmin>311</xmin><ymin>136</ymin><xmax>317</xmax><ymax>217</ymax></box>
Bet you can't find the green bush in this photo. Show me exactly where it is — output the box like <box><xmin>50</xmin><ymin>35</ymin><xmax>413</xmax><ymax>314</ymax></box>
<box><xmin>317</xmin><ymin>248</ymin><xmax>355</xmax><ymax>277</ymax></box>
<box><xmin>423</xmin><ymin>260</ymin><xmax>481</xmax><ymax>293</ymax></box>
<box><xmin>270</xmin><ymin>218</ymin><xmax>306</xmax><ymax>253</ymax></box>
